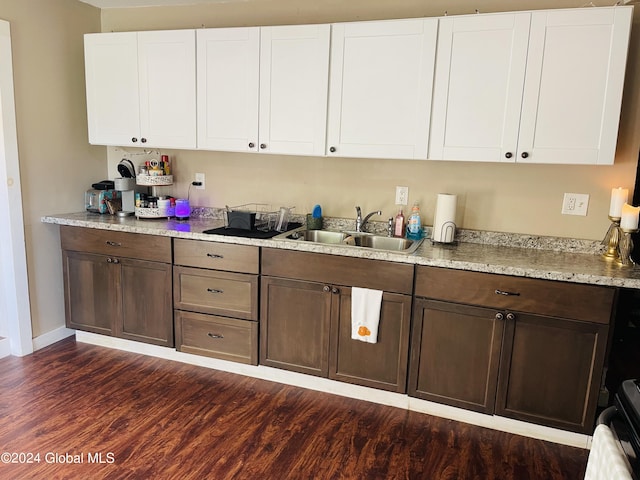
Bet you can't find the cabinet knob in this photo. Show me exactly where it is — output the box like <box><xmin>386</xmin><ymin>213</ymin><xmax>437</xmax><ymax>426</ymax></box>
<box><xmin>329</xmin><ymin>146</ymin><xmax>336</xmax><ymax>153</ymax></box>
<box><xmin>506</xmin><ymin>313</ymin><xmax>516</xmax><ymax>321</ymax></box>
<box><xmin>332</xmin><ymin>287</ymin><xmax>340</xmax><ymax>294</ymax></box>
<box><xmin>207</xmin><ymin>288</ymin><xmax>224</xmax><ymax>294</ymax></box>
<box><xmin>521</xmin><ymin>152</ymin><xmax>529</xmax><ymax>159</ymax></box>
<box><xmin>105</xmin><ymin>240</ymin><xmax>121</xmax><ymax>247</ymax></box>
<box><xmin>260</xmin><ymin>143</ymin><xmax>267</xmax><ymax>149</ymax></box>
<box><xmin>112</xmin><ymin>258</ymin><xmax>119</xmax><ymax>264</ymax></box>
<box><xmin>495</xmin><ymin>313</ymin><xmax>504</xmax><ymax>321</ymax></box>
<box><xmin>131</xmin><ymin>137</ymin><xmax>138</xmax><ymax>143</ymax></box>
<box><xmin>107</xmin><ymin>257</ymin><xmax>112</xmax><ymax>264</ymax></box>
<box><xmin>505</xmin><ymin>152</ymin><xmax>513</xmax><ymax>159</ymax></box>
<box><xmin>248</xmin><ymin>142</ymin><xmax>255</xmax><ymax>148</ymax></box>
<box><xmin>141</xmin><ymin>138</ymin><xmax>147</xmax><ymax>144</ymax></box>
<box><xmin>323</xmin><ymin>285</ymin><xmax>331</xmax><ymax>292</ymax></box>
<box><xmin>207</xmin><ymin>333</ymin><xmax>224</xmax><ymax>339</ymax></box>
<box><xmin>206</xmin><ymin>253</ymin><xmax>224</xmax><ymax>259</ymax></box>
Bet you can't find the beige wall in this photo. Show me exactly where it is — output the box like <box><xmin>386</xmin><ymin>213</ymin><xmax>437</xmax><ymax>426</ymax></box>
<box><xmin>0</xmin><ymin>0</ymin><xmax>104</xmax><ymax>337</ymax></box>
<box><xmin>102</xmin><ymin>0</ymin><xmax>640</xmax><ymax>241</ymax></box>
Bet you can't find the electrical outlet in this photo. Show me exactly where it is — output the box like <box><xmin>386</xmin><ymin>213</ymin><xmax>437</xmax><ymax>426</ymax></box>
<box><xmin>561</xmin><ymin>193</ymin><xmax>589</xmax><ymax>216</ymax></box>
<box><xmin>395</xmin><ymin>186</ymin><xmax>408</xmax><ymax>206</ymax></box>
<box><xmin>195</xmin><ymin>173</ymin><xmax>205</xmax><ymax>190</ymax></box>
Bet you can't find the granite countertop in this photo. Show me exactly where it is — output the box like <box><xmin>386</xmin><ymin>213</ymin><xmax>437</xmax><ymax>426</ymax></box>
<box><xmin>41</xmin><ymin>212</ymin><xmax>640</xmax><ymax>290</ymax></box>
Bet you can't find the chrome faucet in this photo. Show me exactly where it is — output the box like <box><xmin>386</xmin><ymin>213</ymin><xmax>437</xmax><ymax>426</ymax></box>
<box><xmin>355</xmin><ymin>206</ymin><xmax>382</xmax><ymax>233</ymax></box>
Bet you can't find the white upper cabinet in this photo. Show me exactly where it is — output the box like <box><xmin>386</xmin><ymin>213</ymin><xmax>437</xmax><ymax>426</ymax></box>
<box><xmin>84</xmin><ymin>30</ymin><xmax>196</xmax><ymax>149</ymax></box>
<box><xmin>518</xmin><ymin>8</ymin><xmax>632</xmax><ymax>165</ymax></box>
<box><xmin>258</xmin><ymin>25</ymin><xmax>330</xmax><ymax>156</ymax></box>
<box><xmin>196</xmin><ymin>27</ymin><xmax>260</xmax><ymax>152</ymax></box>
<box><xmin>429</xmin><ymin>7</ymin><xmax>632</xmax><ymax>164</ymax></box>
<box><xmin>327</xmin><ymin>18</ymin><xmax>438</xmax><ymax>160</ymax></box>
<box><xmin>197</xmin><ymin>24</ymin><xmax>330</xmax><ymax>155</ymax></box>
<box><xmin>429</xmin><ymin>13</ymin><xmax>530</xmax><ymax>162</ymax></box>
<box><xmin>84</xmin><ymin>32</ymin><xmax>140</xmax><ymax>147</ymax></box>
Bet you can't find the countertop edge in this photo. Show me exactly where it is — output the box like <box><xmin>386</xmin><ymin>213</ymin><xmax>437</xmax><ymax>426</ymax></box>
<box><xmin>41</xmin><ymin>214</ymin><xmax>640</xmax><ymax>290</ymax></box>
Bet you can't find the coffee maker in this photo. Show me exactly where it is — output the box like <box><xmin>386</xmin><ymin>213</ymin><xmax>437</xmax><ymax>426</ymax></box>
<box><xmin>114</xmin><ymin>159</ymin><xmax>140</xmax><ymax>217</ymax></box>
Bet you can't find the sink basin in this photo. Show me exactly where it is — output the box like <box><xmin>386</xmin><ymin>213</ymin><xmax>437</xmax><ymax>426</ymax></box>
<box><xmin>286</xmin><ymin>229</ymin><xmax>349</xmax><ymax>244</ymax></box>
<box><xmin>281</xmin><ymin>228</ymin><xmax>423</xmax><ymax>254</ymax></box>
<box><xmin>349</xmin><ymin>235</ymin><xmax>417</xmax><ymax>252</ymax></box>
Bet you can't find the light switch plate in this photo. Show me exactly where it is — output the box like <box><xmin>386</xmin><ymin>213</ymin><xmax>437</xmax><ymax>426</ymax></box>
<box><xmin>561</xmin><ymin>193</ymin><xmax>589</xmax><ymax>216</ymax></box>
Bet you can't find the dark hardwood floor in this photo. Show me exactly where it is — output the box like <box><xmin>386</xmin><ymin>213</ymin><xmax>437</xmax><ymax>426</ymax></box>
<box><xmin>0</xmin><ymin>337</ymin><xmax>588</xmax><ymax>479</ymax></box>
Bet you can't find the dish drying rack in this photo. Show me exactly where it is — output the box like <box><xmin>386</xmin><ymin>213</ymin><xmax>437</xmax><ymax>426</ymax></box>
<box><xmin>225</xmin><ymin>204</ymin><xmax>294</xmax><ymax>232</ymax></box>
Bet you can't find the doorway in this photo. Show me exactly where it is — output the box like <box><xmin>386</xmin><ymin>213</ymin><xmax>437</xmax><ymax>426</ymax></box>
<box><xmin>0</xmin><ymin>19</ymin><xmax>33</xmax><ymax>357</ymax></box>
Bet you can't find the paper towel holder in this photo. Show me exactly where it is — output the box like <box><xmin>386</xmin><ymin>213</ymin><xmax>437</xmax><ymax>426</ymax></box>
<box><xmin>431</xmin><ymin>221</ymin><xmax>457</xmax><ymax>245</ymax></box>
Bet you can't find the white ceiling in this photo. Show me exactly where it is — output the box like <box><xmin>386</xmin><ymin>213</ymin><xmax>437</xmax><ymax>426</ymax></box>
<box><xmin>78</xmin><ymin>0</ymin><xmax>245</xmax><ymax>8</ymax></box>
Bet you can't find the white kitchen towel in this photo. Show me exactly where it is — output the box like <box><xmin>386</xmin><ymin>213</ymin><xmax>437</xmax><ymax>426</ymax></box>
<box><xmin>584</xmin><ymin>424</ymin><xmax>633</xmax><ymax>480</ymax></box>
<box><xmin>351</xmin><ymin>287</ymin><xmax>383</xmax><ymax>344</ymax></box>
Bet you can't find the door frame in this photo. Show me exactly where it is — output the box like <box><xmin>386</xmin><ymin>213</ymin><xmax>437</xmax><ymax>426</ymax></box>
<box><xmin>0</xmin><ymin>19</ymin><xmax>33</xmax><ymax>357</ymax></box>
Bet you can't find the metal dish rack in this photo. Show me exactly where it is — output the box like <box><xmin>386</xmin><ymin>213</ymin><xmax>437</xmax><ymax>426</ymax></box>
<box><xmin>224</xmin><ymin>204</ymin><xmax>294</xmax><ymax>232</ymax></box>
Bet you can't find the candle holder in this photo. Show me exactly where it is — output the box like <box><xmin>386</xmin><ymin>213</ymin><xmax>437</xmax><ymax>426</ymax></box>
<box><xmin>602</xmin><ymin>216</ymin><xmax>621</xmax><ymax>260</ymax></box>
<box><xmin>617</xmin><ymin>227</ymin><xmax>639</xmax><ymax>267</ymax></box>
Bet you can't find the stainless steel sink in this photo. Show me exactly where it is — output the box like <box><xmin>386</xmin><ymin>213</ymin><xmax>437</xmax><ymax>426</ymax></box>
<box><xmin>280</xmin><ymin>228</ymin><xmax>423</xmax><ymax>254</ymax></box>
<box><xmin>285</xmin><ymin>229</ymin><xmax>349</xmax><ymax>244</ymax></box>
<box><xmin>349</xmin><ymin>235</ymin><xmax>417</xmax><ymax>252</ymax></box>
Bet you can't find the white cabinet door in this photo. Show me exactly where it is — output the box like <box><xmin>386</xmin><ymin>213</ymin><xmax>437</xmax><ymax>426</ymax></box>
<box><xmin>137</xmin><ymin>30</ymin><xmax>196</xmax><ymax>149</ymax></box>
<box><xmin>259</xmin><ymin>24</ymin><xmax>330</xmax><ymax>156</ymax></box>
<box><xmin>196</xmin><ymin>28</ymin><xmax>260</xmax><ymax>152</ymax></box>
<box><xmin>84</xmin><ymin>32</ymin><xmax>140</xmax><ymax>146</ymax></box>
<box><xmin>429</xmin><ymin>13</ymin><xmax>530</xmax><ymax>162</ymax></box>
<box><xmin>517</xmin><ymin>8</ymin><xmax>632</xmax><ymax>165</ymax></box>
<box><xmin>429</xmin><ymin>7</ymin><xmax>632</xmax><ymax>165</ymax></box>
<box><xmin>327</xmin><ymin>18</ymin><xmax>438</xmax><ymax>160</ymax></box>
<box><xmin>84</xmin><ymin>30</ymin><xmax>196</xmax><ymax>149</ymax></box>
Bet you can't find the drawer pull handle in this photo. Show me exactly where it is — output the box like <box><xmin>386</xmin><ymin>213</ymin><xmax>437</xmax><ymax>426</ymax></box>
<box><xmin>495</xmin><ymin>289</ymin><xmax>520</xmax><ymax>297</ymax></box>
<box><xmin>207</xmin><ymin>333</ymin><xmax>224</xmax><ymax>339</ymax></box>
<box><xmin>206</xmin><ymin>253</ymin><xmax>224</xmax><ymax>259</ymax></box>
<box><xmin>105</xmin><ymin>241</ymin><xmax>121</xmax><ymax>247</ymax></box>
<box><xmin>207</xmin><ymin>288</ymin><xmax>224</xmax><ymax>294</ymax></box>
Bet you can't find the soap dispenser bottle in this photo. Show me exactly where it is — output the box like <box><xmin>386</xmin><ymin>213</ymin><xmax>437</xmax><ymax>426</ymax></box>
<box><xmin>393</xmin><ymin>209</ymin><xmax>405</xmax><ymax>238</ymax></box>
<box><xmin>406</xmin><ymin>202</ymin><xmax>423</xmax><ymax>240</ymax></box>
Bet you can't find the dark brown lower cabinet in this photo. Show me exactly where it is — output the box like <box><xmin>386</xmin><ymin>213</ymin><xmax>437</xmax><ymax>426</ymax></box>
<box><xmin>495</xmin><ymin>312</ymin><xmax>608</xmax><ymax>432</ymax></box>
<box><xmin>260</xmin><ymin>248</ymin><xmax>413</xmax><ymax>393</ymax></box>
<box><xmin>260</xmin><ymin>277</ymin><xmax>332</xmax><ymax>377</ymax></box>
<box><xmin>410</xmin><ymin>266</ymin><xmax>615</xmax><ymax>434</ymax></box>
<box><xmin>63</xmin><ymin>250</ymin><xmax>119</xmax><ymax>336</ymax></box>
<box><xmin>61</xmin><ymin>226</ymin><xmax>174</xmax><ymax>347</ymax></box>
<box><xmin>260</xmin><ymin>276</ymin><xmax>411</xmax><ymax>392</ymax></box>
<box><xmin>408</xmin><ymin>299</ymin><xmax>504</xmax><ymax>414</ymax></box>
<box><xmin>63</xmin><ymin>251</ymin><xmax>173</xmax><ymax>346</ymax></box>
<box><xmin>63</xmin><ymin>250</ymin><xmax>173</xmax><ymax>346</ymax></box>
<box><xmin>330</xmin><ymin>288</ymin><xmax>411</xmax><ymax>391</ymax></box>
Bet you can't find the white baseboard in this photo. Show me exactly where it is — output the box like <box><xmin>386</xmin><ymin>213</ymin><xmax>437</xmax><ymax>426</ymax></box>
<box><xmin>75</xmin><ymin>331</ymin><xmax>591</xmax><ymax>450</ymax></box>
<box><xmin>0</xmin><ymin>337</ymin><xmax>9</xmax><ymax>359</ymax></box>
<box><xmin>32</xmin><ymin>326</ymin><xmax>75</xmax><ymax>351</ymax></box>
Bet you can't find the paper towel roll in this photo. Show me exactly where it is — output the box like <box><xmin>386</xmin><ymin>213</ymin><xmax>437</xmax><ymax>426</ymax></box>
<box><xmin>432</xmin><ymin>194</ymin><xmax>457</xmax><ymax>243</ymax></box>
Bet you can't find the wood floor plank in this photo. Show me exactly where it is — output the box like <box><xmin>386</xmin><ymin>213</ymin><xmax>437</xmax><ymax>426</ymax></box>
<box><xmin>0</xmin><ymin>338</ymin><xmax>588</xmax><ymax>479</ymax></box>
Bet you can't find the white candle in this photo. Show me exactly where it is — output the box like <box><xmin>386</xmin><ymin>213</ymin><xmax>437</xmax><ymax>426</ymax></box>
<box><xmin>609</xmin><ymin>187</ymin><xmax>629</xmax><ymax>218</ymax></box>
<box><xmin>620</xmin><ymin>203</ymin><xmax>640</xmax><ymax>230</ymax></box>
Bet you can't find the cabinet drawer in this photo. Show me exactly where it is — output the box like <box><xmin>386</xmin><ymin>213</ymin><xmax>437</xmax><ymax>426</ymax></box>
<box><xmin>173</xmin><ymin>266</ymin><xmax>258</xmax><ymax>320</ymax></box>
<box><xmin>174</xmin><ymin>238</ymin><xmax>259</xmax><ymax>273</ymax></box>
<box><xmin>415</xmin><ymin>266</ymin><xmax>615</xmax><ymax>324</ymax></box>
<box><xmin>262</xmin><ymin>248</ymin><xmax>414</xmax><ymax>295</ymax></box>
<box><xmin>60</xmin><ymin>225</ymin><xmax>171</xmax><ymax>263</ymax></box>
<box><xmin>175</xmin><ymin>310</ymin><xmax>258</xmax><ymax>365</ymax></box>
